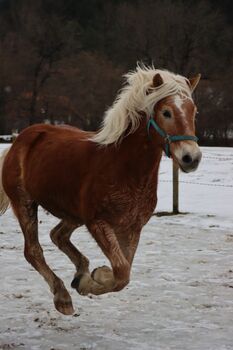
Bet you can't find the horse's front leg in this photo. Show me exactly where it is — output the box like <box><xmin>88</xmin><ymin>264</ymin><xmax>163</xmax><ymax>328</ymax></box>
<box><xmin>91</xmin><ymin>225</ymin><xmax>141</xmax><ymax>291</ymax></box>
<box><xmin>71</xmin><ymin>221</ymin><xmax>134</xmax><ymax>295</ymax></box>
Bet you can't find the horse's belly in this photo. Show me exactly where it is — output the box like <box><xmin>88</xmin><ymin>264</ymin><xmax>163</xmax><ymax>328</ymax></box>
<box><xmin>39</xmin><ymin>199</ymin><xmax>83</xmax><ymax>224</ymax></box>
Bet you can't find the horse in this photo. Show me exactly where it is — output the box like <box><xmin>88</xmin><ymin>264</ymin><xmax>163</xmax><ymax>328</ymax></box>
<box><xmin>0</xmin><ymin>66</ymin><xmax>202</xmax><ymax>315</ymax></box>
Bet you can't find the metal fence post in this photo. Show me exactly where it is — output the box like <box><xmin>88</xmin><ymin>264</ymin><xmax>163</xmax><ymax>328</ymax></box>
<box><xmin>173</xmin><ymin>160</ymin><xmax>179</xmax><ymax>214</ymax></box>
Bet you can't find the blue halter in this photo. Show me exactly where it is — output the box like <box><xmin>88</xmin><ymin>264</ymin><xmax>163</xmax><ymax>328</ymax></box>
<box><xmin>147</xmin><ymin>118</ymin><xmax>198</xmax><ymax>158</ymax></box>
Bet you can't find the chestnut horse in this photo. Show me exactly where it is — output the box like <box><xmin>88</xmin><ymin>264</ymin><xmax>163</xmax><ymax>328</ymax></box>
<box><xmin>0</xmin><ymin>66</ymin><xmax>202</xmax><ymax>315</ymax></box>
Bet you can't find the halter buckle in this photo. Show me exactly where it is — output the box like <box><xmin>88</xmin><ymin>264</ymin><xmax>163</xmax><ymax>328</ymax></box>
<box><xmin>164</xmin><ymin>135</ymin><xmax>171</xmax><ymax>144</ymax></box>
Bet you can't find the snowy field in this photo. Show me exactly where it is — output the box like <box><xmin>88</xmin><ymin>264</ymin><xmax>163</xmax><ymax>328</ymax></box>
<box><xmin>0</xmin><ymin>144</ymin><xmax>233</xmax><ymax>350</ymax></box>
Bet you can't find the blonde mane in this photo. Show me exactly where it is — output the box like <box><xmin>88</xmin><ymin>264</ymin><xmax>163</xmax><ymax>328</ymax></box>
<box><xmin>91</xmin><ymin>65</ymin><xmax>192</xmax><ymax>145</ymax></box>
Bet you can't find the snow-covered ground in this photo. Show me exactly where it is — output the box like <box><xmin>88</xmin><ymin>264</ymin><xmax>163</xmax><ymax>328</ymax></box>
<box><xmin>0</xmin><ymin>145</ymin><xmax>233</xmax><ymax>350</ymax></box>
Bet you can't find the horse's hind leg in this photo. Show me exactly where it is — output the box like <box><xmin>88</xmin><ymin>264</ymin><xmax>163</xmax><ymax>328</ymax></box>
<box><xmin>51</xmin><ymin>221</ymin><xmax>109</xmax><ymax>296</ymax></box>
<box><xmin>12</xmin><ymin>199</ymin><xmax>74</xmax><ymax>315</ymax></box>
<box><xmin>50</xmin><ymin>220</ymin><xmax>90</xmax><ymax>276</ymax></box>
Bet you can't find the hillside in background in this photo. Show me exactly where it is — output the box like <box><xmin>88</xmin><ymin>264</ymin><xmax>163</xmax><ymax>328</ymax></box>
<box><xmin>0</xmin><ymin>0</ymin><xmax>232</xmax><ymax>146</ymax></box>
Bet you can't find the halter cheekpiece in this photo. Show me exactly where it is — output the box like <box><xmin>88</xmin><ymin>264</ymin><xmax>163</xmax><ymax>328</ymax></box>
<box><xmin>147</xmin><ymin>117</ymin><xmax>198</xmax><ymax>158</ymax></box>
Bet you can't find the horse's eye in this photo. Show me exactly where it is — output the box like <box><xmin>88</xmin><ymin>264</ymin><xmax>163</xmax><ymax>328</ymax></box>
<box><xmin>163</xmin><ymin>110</ymin><xmax>171</xmax><ymax>118</ymax></box>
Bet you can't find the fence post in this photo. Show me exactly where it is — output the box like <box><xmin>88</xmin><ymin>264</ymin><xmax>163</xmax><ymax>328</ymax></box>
<box><xmin>173</xmin><ymin>160</ymin><xmax>179</xmax><ymax>214</ymax></box>
<box><xmin>11</xmin><ymin>129</ymin><xmax>18</xmax><ymax>142</ymax></box>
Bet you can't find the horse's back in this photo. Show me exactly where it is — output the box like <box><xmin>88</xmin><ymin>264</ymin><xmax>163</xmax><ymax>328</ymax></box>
<box><xmin>13</xmin><ymin>123</ymin><xmax>92</xmax><ymax>147</ymax></box>
<box><xmin>4</xmin><ymin>123</ymin><xmax>93</xmax><ymax>171</ymax></box>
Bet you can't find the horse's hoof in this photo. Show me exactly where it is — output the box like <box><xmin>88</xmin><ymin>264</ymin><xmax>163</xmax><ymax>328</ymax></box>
<box><xmin>91</xmin><ymin>268</ymin><xmax>98</xmax><ymax>279</ymax></box>
<box><xmin>91</xmin><ymin>265</ymin><xmax>114</xmax><ymax>288</ymax></box>
<box><xmin>54</xmin><ymin>293</ymin><xmax>74</xmax><ymax>316</ymax></box>
<box><xmin>71</xmin><ymin>273</ymin><xmax>93</xmax><ymax>296</ymax></box>
<box><xmin>71</xmin><ymin>274</ymin><xmax>83</xmax><ymax>289</ymax></box>
<box><xmin>91</xmin><ymin>265</ymin><xmax>111</xmax><ymax>279</ymax></box>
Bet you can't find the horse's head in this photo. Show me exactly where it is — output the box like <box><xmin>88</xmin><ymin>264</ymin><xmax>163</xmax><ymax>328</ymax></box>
<box><xmin>92</xmin><ymin>65</ymin><xmax>202</xmax><ymax>171</ymax></box>
<box><xmin>149</xmin><ymin>73</ymin><xmax>202</xmax><ymax>173</ymax></box>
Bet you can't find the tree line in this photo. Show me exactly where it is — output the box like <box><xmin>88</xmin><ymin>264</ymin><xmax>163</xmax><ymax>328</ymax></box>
<box><xmin>0</xmin><ymin>0</ymin><xmax>232</xmax><ymax>145</ymax></box>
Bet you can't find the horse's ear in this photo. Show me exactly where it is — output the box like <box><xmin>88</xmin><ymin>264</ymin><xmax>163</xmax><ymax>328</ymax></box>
<box><xmin>188</xmin><ymin>74</ymin><xmax>201</xmax><ymax>92</ymax></box>
<box><xmin>153</xmin><ymin>73</ymin><xmax>163</xmax><ymax>88</ymax></box>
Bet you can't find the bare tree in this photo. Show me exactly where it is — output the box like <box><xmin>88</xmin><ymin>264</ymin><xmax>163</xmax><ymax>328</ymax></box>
<box><xmin>105</xmin><ymin>0</ymin><xmax>232</xmax><ymax>76</ymax></box>
<box><xmin>43</xmin><ymin>51</ymin><xmax>123</xmax><ymax>130</ymax></box>
<box><xmin>0</xmin><ymin>0</ymin><xmax>81</xmax><ymax>125</ymax></box>
<box><xmin>0</xmin><ymin>0</ymin><xmax>232</xmax><ymax>144</ymax></box>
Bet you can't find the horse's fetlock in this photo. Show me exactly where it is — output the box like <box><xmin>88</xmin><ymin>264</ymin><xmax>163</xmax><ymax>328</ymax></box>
<box><xmin>114</xmin><ymin>278</ymin><xmax>130</xmax><ymax>292</ymax></box>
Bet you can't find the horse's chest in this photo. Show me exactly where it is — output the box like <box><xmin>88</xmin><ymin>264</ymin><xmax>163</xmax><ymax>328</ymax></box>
<box><xmin>100</xmin><ymin>181</ymin><xmax>157</xmax><ymax>226</ymax></box>
<box><xmin>135</xmin><ymin>184</ymin><xmax>157</xmax><ymax>223</ymax></box>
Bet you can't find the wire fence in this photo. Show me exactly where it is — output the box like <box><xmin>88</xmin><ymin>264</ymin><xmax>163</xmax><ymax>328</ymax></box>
<box><xmin>159</xmin><ymin>179</ymin><xmax>233</xmax><ymax>188</ymax></box>
<box><xmin>162</xmin><ymin>155</ymin><xmax>233</xmax><ymax>162</ymax></box>
<box><xmin>158</xmin><ymin>151</ymin><xmax>233</xmax><ymax>214</ymax></box>
<box><xmin>160</xmin><ymin>151</ymin><xmax>233</xmax><ymax>202</ymax></box>
<box><xmin>203</xmin><ymin>156</ymin><xmax>233</xmax><ymax>161</ymax></box>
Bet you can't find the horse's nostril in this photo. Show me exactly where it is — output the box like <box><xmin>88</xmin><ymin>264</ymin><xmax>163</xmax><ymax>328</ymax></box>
<box><xmin>182</xmin><ymin>154</ymin><xmax>192</xmax><ymax>164</ymax></box>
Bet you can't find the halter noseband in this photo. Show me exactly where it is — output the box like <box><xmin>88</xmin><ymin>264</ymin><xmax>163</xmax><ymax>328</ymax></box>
<box><xmin>147</xmin><ymin>117</ymin><xmax>198</xmax><ymax>158</ymax></box>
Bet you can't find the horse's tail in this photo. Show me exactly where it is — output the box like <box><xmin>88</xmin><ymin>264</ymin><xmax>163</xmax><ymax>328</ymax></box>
<box><xmin>0</xmin><ymin>148</ymin><xmax>10</xmax><ymax>215</ymax></box>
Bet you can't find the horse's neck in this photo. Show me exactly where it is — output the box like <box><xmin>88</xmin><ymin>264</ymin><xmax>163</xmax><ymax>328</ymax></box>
<box><xmin>117</xmin><ymin>119</ymin><xmax>163</xmax><ymax>182</ymax></box>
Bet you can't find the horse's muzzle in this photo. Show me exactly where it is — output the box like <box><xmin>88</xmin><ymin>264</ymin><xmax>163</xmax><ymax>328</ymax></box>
<box><xmin>179</xmin><ymin>150</ymin><xmax>202</xmax><ymax>173</ymax></box>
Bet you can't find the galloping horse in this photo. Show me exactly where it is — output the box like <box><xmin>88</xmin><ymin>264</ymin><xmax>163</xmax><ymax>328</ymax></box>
<box><xmin>0</xmin><ymin>66</ymin><xmax>202</xmax><ymax>315</ymax></box>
